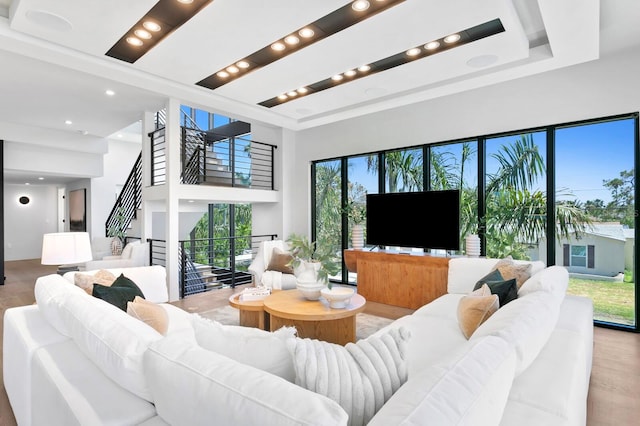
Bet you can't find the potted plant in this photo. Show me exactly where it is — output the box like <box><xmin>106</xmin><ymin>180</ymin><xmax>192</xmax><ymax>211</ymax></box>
<box><xmin>286</xmin><ymin>233</ymin><xmax>340</xmax><ymax>289</ymax></box>
<box><xmin>107</xmin><ymin>206</ymin><xmax>127</xmax><ymax>255</ymax></box>
<box><xmin>343</xmin><ymin>200</ymin><xmax>366</xmax><ymax>249</ymax></box>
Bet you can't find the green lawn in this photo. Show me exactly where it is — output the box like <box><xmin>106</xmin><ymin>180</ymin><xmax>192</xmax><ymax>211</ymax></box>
<box><xmin>567</xmin><ymin>277</ymin><xmax>635</xmax><ymax>325</ymax></box>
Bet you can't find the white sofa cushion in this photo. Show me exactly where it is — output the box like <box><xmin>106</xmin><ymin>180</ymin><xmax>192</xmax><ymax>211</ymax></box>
<box><xmin>31</xmin><ymin>339</ymin><xmax>157</xmax><ymax>425</ymax></box>
<box><xmin>369</xmin><ymin>335</ymin><xmax>516</xmax><ymax>426</ymax></box>
<box><xmin>500</xmin><ymin>329</ymin><xmax>589</xmax><ymax>426</ymax></box>
<box><xmin>34</xmin><ymin>273</ymin><xmax>89</xmax><ymax>337</ymax></box>
<box><xmin>57</xmin><ymin>291</ymin><xmax>163</xmax><ymax>401</ymax></box>
<box><xmin>286</xmin><ymin>327</ymin><xmax>410</xmax><ymax>426</ymax></box>
<box><xmin>191</xmin><ymin>314</ymin><xmax>296</xmax><ymax>382</ymax></box>
<box><xmin>144</xmin><ymin>335</ymin><xmax>348</xmax><ymax>426</ymax></box>
<box><xmin>518</xmin><ymin>265</ymin><xmax>569</xmax><ymax>299</ymax></box>
<box><xmin>373</xmin><ymin>294</ymin><xmax>469</xmax><ymax>376</ymax></box>
<box><xmin>471</xmin><ymin>289</ymin><xmax>562</xmax><ymax>375</ymax></box>
<box><xmin>2</xmin><ymin>305</ymin><xmax>71</xmax><ymax>426</ymax></box>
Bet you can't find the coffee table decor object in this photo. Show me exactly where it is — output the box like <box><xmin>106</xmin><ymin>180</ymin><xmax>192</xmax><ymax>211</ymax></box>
<box><xmin>296</xmin><ymin>280</ymin><xmax>324</xmax><ymax>300</ymax></box>
<box><xmin>240</xmin><ymin>286</ymin><xmax>271</xmax><ymax>301</ymax></box>
<box><xmin>321</xmin><ymin>286</ymin><xmax>356</xmax><ymax>309</ymax></box>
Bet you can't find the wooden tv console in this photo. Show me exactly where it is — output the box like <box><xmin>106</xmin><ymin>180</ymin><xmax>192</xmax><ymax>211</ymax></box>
<box><xmin>344</xmin><ymin>249</ymin><xmax>450</xmax><ymax>310</ymax></box>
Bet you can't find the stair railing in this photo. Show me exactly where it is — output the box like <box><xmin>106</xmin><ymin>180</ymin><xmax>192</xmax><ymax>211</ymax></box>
<box><xmin>105</xmin><ymin>152</ymin><xmax>142</xmax><ymax>237</ymax></box>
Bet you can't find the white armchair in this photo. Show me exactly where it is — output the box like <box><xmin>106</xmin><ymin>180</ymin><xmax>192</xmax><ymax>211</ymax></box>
<box><xmin>247</xmin><ymin>240</ymin><xmax>298</xmax><ymax>290</ymax></box>
<box><xmin>84</xmin><ymin>240</ymin><xmax>149</xmax><ymax>270</ymax></box>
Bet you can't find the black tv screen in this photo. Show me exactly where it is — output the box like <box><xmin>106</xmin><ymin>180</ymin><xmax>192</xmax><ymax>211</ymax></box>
<box><xmin>366</xmin><ymin>190</ymin><xmax>460</xmax><ymax>250</ymax></box>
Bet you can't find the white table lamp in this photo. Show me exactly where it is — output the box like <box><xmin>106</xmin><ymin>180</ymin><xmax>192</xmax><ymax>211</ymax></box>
<box><xmin>41</xmin><ymin>232</ymin><xmax>93</xmax><ymax>273</ymax></box>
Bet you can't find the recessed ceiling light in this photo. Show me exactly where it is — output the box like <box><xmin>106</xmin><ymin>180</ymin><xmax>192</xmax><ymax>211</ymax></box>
<box><xmin>227</xmin><ymin>65</ymin><xmax>239</xmax><ymax>73</ymax></box>
<box><xmin>107</xmin><ymin>0</ymin><xmax>212</xmax><ymax>63</ymax></box>
<box><xmin>25</xmin><ymin>183</ymin><xmax>30</xmax><ymax>186</ymax></box>
<box><xmin>299</xmin><ymin>27</ymin><xmax>314</xmax><ymax>38</ymax></box>
<box><xmin>284</xmin><ymin>35</ymin><xmax>300</xmax><ymax>45</ymax></box>
<box><xmin>287</xmin><ymin>91</ymin><xmax>298</xmax><ymax>97</ymax></box>
<box><xmin>38</xmin><ymin>177</ymin><xmax>44</xmax><ymax>180</ymax></box>
<box><xmin>143</xmin><ymin>21</ymin><xmax>161</xmax><ymax>32</ymax></box>
<box><xmin>134</xmin><ymin>29</ymin><xmax>152</xmax><ymax>39</ymax></box>
<box><xmin>297</xmin><ymin>87</ymin><xmax>309</xmax><ymax>94</ymax></box>
<box><xmin>278</xmin><ymin>94</ymin><xmax>288</xmax><ymax>100</ymax></box>
<box><xmin>424</xmin><ymin>41</ymin><xmax>440</xmax><ymax>50</ymax></box>
<box><xmin>65</xmin><ymin>120</ymin><xmax>72</xmax><ymax>125</ymax></box>
<box><xmin>352</xmin><ymin>1</ymin><xmax>370</xmax><ymax>11</ymax></box>
<box><xmin>259</xmin><ymin>18</ymin><xmax>505</xmax><ymax>108</ymax></box>
<box><xmin>126</xmin><ymin>37</ymin><xmax>143</xmax><ymax>46</ymax></box>
<box><xmin>217</xmin><ymin>71</ymin><xmax>229</xmax><ymax>78</ymax></box>
<box><xmin>236</xmin><ymin>60</ymin><xmax>250</xmax><ymax>69</ymax></box>
<box><xmin>444</xmin><ymin>34</ymin><xmax>461</xmax><ymax>43</ymax></box>
<box><xmin>105</xmin><ymin>89</ymin><xmax>115</xmax><ymax>96</ymax></box>
<box><xmin>344</xmin><ymin>69</ymin><xmax>357</xmax><ymax>77</ymax></box>
<box><xmin>197</xmin><ymin>0</ymin><xmax>405</xmax><ymax>91</ymax></box>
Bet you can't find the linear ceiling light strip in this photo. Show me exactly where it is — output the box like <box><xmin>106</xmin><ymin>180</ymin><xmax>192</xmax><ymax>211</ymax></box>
<box><xmin>106</xmin><ymin>0</ymin><xmax>213</xmax><ymax>63</ymax></box>
<box><xmin>258</xmin><ymin>18</ymin><xmax>505</xmax><ymax>108</ymax></box>
<box><xmin>196</xmin><ymin>0</ymin><xmax>406</xmax><ymax>91</ymax></box>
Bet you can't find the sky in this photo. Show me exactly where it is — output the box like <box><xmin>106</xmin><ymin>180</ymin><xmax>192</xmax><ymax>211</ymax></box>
<box><xmin>347</xmin><ymin>117</ymin><xmax>635</xmax><ymax>205</ymax></box>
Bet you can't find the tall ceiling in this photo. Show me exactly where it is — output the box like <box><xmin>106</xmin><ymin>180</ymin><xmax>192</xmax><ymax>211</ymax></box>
<box><xmin>0</xmin><ymin>0</ymin><xmax>637</xmax><ymax>186</ymax></box>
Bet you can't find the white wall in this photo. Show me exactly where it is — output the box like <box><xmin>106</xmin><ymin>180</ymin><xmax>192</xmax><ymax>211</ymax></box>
<box><xmin>3</xmin><ymin>184</ymin><xmax>58</xmax><ymax>260</ymax></box>
<box><xmin>89</xmin><ymin>139</ymin><xmax>141</xmax><ymax>238</ymax></box>
<box><xmin>286</xmin><ymin>47</ymin><xmax>640</xmax><ymax>238</ymax></box>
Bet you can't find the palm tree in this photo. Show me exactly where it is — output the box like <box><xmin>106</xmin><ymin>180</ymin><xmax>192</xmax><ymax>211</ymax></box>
<box><xmin>485</xmin><ymin>135</ymin><xmax>591</xmax><ymax>258</ymax></box>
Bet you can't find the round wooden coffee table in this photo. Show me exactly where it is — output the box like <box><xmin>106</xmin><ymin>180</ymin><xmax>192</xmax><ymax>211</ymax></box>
<box><xmin>263</xmin><ymin>289</ymin><xmax>366</xmax><ymax>345</ymax></box>
<box><xmin>228</xmin><ymin>293</ymin><xmax>269</xmax><ymax>330</ymax></box>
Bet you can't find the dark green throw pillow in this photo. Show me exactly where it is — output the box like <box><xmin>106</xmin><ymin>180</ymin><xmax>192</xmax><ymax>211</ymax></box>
<box><xmin>480</xmin><ymin>278</ymin><xmax>518</xmax><ymax>307</ymax></box>
<box><xmin>473</xmin><ymin>269</ymin><xmax>504</xmax><ymax>290</ymax></box>
<box><xmin>92</xmin><ymin>274</ymin><xmax>145</xmax><ymax>311</ymax></box>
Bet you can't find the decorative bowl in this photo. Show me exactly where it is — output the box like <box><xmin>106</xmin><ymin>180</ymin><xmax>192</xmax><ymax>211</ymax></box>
<box><xmin>320</xmin><ymin>286</ymin><xmax>355</xmax><ymax>309</ymax></box>
<box><xmin>296</xmin><ymin>280</ymin><xmax>325</xmax><ymax>300</ymax></box>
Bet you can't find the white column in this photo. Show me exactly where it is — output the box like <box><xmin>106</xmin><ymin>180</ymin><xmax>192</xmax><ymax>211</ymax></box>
<box><xmin>165</xmin><ymin>98</ymin><xmax>182</xmax><ymax>301</ymax></box>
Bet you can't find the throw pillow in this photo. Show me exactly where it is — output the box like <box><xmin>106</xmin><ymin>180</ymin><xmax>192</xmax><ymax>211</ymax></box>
<box><xmin>74</xmin><ymin>269</ymin><xmax>117</xmax><ymax>295</ymax></box>
<box><xmin>266</xmin><ymin>247</ymin><xmax>295</xmax><ymax>274</ymax></box>
<box><xmin>191</xmin><ymin>315</ymin><xmax>297</xmax><ymax>382</ymax></box>
<box><xmin>492</xmin><ymin>256</ymin><xmax>532</xmax><ymax>289</ymax></box>
<box><xmin>458</xmin><ymin>284</ymin><xmax>499</xmax><ymax>339</ymax></box>
<box><xmin>127</xmin><ymin>296</ymin><xmax>169</xmax><ymax>335</ymax></box>
<box><xmin>473</xmin><ymin>268</ymin><xmax>504</xmax><ymax>290</ymax></box>
<box><xmin>286</xmin><ymin>327</ymin><xmax>410</xmax><ymax>426</ymax></box>
<box><xmin>474</xmin><ymin>277</ymin><xmax>518</xmax><ymax>307</ymax></box>
<box><xmin>93</xmin><ymin>274</ymin><xmax>145</xmax><ymax>311</ymax></box>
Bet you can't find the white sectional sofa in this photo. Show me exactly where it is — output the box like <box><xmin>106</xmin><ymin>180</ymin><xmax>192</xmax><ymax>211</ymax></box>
<box><xmin>3</xmin><ymin>258</ymin><xmax>593</xmax><ymax>425</ymax></box>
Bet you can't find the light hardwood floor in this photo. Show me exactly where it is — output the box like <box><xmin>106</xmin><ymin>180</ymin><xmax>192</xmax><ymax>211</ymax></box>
<box><xmin>1</xmin><ymin>259</ymin><xmax>639</xmax><ymax>425</ymax></box>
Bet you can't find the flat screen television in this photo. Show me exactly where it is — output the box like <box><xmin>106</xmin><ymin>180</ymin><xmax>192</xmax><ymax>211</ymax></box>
<box><xmin>366</xmin><ymin>190</ymin><xmax>460</xmax><ymax>251</ymax></box>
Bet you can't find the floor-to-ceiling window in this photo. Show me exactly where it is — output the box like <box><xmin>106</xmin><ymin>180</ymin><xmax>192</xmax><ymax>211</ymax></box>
<box><xmin>314</xmin><ymin>160</ymin><xmax>342</xmax><ymax>281</ymax></box>
<box><xmin>384</xmin><ymin>148</ymin><xmax>423</xmax><ymax>193</ymax></box>
<box><xmin>555</xmin><ymin>117</ymin><xmax>636</xmax><ymax>327</ymax></box>
<box><xmin>430</xmin><ymin>141</ymin><xmax>478</xmax><ymax>252</ymax></box>
<box><xmin>344</xmin><ymin>155</ymin><xmax>379</xmax><ymax>283</ymax></box>
<box><xmin>484</xmin><ymin>132</ymin><xmax>548</xmax><ymax>260</ymax></box>
<box><xmin>311</xmin><ymin>112</ymin><xmax>639</xmax><ymax>331</ymax></box>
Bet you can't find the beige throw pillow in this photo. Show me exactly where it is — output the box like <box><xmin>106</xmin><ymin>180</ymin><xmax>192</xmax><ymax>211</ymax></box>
<box><xmin>457</xmin><ymin>284</ymin><xmax>499</xmax><ymax>339</ymax></box>
<box><xmin>127</xmin><ymin>296</ymin><xmax>169</xmax><ymax>335</ymax></box>
<box><xmin>266</xmin><ymin>247</ymin><xmax>295</xmax><ymax>274</ymax></box>
<box><xmin>493</xmin><ymin>256</ymin><xmax>532</xmax><ymax>289</ymax></box>
<box><xmin>74</xmin><ymin>269</ymin><xmax>117</xmax><ymax>295</ymax></box>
